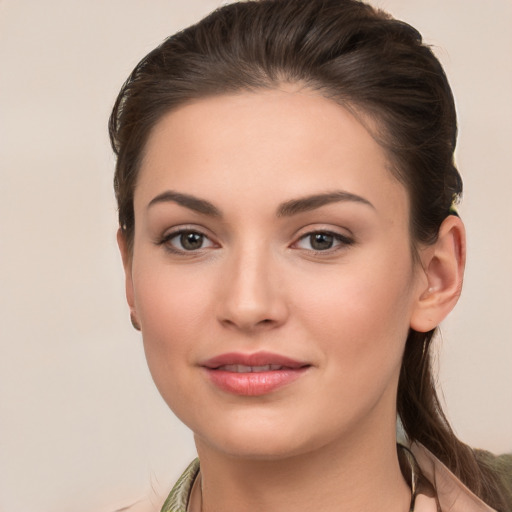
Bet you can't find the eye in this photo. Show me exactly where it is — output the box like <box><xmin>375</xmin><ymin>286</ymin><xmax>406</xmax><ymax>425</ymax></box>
<box><xmin>294</xmin><ymin>231</ymin><xmax>353</xmax><ymax>252</ymax></box>
<box><xmin>160</xmin><ymin>229</ymin><xmax>216</xmax><ymax>253</ymax></box>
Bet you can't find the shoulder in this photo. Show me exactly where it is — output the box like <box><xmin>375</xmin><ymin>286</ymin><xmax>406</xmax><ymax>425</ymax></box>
<box><xmin>410</xmin><ymin>443</ymin><xmax>498</xmax><ymax>511</ymax></box>
<box><xmin>106</xmin><ymin>459</ymin><xmax>200</xmax><ymax>512</ymax></box>
<box><xmin>474</xmin><ymin>449</ymin><xmax>512</xmax><ymax>507</ymax></box>
<box><xmin>475</xmin><ymin>448</ymin><xmax>512</xmax><ymax>473</ymax></box>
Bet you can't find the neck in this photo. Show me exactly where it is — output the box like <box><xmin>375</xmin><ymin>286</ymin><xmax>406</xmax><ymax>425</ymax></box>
<box><xmin>194</xmin><ymin>419</ymin><xmax>411</xmax><ymax>512</ymax></box>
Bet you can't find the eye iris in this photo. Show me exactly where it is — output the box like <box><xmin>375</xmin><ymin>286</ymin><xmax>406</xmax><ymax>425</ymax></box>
<box><xmin>180</xmin><ymin>232</ymin><xmax>203</xmax><ymax>250</ymax></box>
<box><xmin>310</xmin><ymin>233</ymin><xmax>334</xmax><ymax>250</ymax></box>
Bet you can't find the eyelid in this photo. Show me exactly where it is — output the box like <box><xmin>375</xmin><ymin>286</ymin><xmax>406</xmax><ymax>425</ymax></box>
<box><xmin>291</xmin><ymin>228</ymin><xmax>355</xmax><ymax>253</ymax></box>
<box><xmin>156</xmin><ymin>225</ymin><xmax>219</xmax><ymax>254</ymax></box>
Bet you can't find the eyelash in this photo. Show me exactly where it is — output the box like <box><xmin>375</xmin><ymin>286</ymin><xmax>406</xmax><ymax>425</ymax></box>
<box><xmin>293</xmin><ymin>230</ymin><xmax>354</xmax><ymax>254</ymax></box>
<box><xmin>156</xmin><ymin>229</ymin><xmax>354</xmax><ymax>255</ymax></box>
<box><xmin>157</xmin><ymin>228</ymin><xmax>216</xmax><ymax>254</ymax></box>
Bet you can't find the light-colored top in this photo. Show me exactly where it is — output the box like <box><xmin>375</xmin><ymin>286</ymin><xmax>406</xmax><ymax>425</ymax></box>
<box><xmin>410</xmin><ymin>443</ymin><xmax>496</xmax><ymax>512</ymax></box>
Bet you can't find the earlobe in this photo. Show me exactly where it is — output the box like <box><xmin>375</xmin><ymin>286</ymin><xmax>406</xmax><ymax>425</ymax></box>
<box><xmin>117</xmin><ymin>228</ymin><xmax>141</xmax><ymax>330</ymax></box>
<box><xmin>410</xmin><ymin>216</ymin><xmax>466</xmax><ymax>333</ymax></box>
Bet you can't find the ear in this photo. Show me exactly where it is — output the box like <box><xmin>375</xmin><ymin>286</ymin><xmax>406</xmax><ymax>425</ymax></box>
<box><xmin>117</xmin><ymin>228</ymin><xmax>140</xmax><ymax>330</ymax></box>
<box><xmin>410</xmin><ymin>216</ymin><xmax>466</xmax><ymax>332</ymax></box>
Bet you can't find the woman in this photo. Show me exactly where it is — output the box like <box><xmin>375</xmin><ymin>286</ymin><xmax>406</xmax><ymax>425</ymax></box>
<box><xmin>109</xmin><ymin>0</ymin><xmax>511</xmax><ymax>510</ymax></box>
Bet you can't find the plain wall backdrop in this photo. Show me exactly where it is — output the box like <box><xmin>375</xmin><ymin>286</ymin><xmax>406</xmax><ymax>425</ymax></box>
<box><xmin>0</xmin><ymin>1</ymin><xmax>511</xmax><ymax>511</ymax></box>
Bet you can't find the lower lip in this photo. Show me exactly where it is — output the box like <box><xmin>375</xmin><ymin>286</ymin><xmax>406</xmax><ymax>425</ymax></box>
<box><xmin>204</xmin><ymin>367</ymin><xmax>309</xmax><ymax>396</ymax></box>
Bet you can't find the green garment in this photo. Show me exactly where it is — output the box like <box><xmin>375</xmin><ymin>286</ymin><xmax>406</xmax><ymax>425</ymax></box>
<box><xmin>475</xmin><ymin>449</ymin><xmax>512</xmax><ymax>508</ymax></box>
<box><xmin>161</xmin><ymin>458</ymin><xmax>199</xmax><ymax>512</ymax></box>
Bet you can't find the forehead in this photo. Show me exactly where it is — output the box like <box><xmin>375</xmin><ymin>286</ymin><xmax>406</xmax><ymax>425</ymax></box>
<box><xmin>136</xmin><ymin>87</ymin><xmax>408</xmax><ymax>221</ymax></box>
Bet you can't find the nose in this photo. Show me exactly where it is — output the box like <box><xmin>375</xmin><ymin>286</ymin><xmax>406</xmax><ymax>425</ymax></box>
<box><xmin>216</xmin><ymin>245</ymin><xmax>289</xmax><ymax>333</ymax></box>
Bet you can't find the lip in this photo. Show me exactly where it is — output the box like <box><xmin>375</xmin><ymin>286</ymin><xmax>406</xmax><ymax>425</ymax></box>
<box><xmin>200</xmin><ymin>351</ymin><xmax>311</xmax><ymax>396</ymax></box>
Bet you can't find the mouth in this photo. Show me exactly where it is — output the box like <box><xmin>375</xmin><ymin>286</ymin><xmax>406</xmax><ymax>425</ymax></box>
<box><xmin>200</xmin><ymin>351</ymin><xmax>311</xmax><ymax>396</ymax></box>
<box><xmin>215</xmin><ymin>364</ymin><xmax>291</xmax><ymax>373</ymax></box>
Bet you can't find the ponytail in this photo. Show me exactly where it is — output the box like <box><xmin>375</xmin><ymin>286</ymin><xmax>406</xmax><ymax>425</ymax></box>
<box><xmin>398</xmin><ymin>329</ymin><xmax>508</xmax><ymax>509</ymax></box>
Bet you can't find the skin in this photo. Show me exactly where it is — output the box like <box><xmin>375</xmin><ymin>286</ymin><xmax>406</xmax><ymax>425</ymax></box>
<box><xmin>119</xmin><ymin>86</ymin><xmax>465</xmax><ymax>512</ymax></box>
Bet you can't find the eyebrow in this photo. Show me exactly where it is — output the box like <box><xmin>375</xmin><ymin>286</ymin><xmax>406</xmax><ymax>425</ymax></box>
<box><xmin>147</xmin><ymin>189</ymin><xmax>374</xmax><ymax>218</ymax></box>
<box><xmin>147</xmin><ymin>190</ymin><xmax>222</xmax><ymax>217</ymax></box>
<box><xmin>277</xmin><ymin>191</ymin><xmax>374</xmax><ymax>217</ymax></box>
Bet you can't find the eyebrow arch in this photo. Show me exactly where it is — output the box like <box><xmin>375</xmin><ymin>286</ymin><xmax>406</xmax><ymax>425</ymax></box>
<box><xmin>147</xmin><ymin>190</ymin><xmax>222</xmax><ymax>217</ymax></box>
<box><xmin>277</xmin><ymin>191</ymin><xmax>374</xmax><ymax>217</ymax></box>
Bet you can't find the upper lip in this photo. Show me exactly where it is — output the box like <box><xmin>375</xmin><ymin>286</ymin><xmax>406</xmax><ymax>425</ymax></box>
<box><xmin>201</xmin><ymin>351</ymin><xmax>309</xmax><ymax>369</ymax></box>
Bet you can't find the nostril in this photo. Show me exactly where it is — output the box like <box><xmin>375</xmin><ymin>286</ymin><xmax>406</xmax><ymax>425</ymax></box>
<box><xmin>220</xmin><ymin>316</ymin><xmax>276</xmax><ymax>331</ymax></box>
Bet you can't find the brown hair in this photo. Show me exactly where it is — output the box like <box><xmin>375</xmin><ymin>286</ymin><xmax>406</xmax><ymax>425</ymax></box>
<box><xmin>109</xmin><ymin>0</ymin><xmax>505</xmax><ymax>507</ymax></box>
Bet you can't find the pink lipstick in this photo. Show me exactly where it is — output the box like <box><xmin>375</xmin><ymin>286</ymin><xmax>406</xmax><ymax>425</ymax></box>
<box><xmin>200</xmin><ymin>351</ymin><xmax>310</xmax><ymax>396</ymax></box>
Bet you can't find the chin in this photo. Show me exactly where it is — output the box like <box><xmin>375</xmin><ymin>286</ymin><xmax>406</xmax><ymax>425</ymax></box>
<box><xmin>191</xmin><ymin>410</ymin><xmax>332</xmax><ymax>461</ymax></box>
<box><xmin>198</xmin><ymin>432</ymin><xmax>309</xmax><ymax>460</ymax></box>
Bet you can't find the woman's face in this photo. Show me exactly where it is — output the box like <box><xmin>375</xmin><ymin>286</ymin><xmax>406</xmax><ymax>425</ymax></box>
<box><xmin>122</xmin><ymin>87</ymin><xmax>428</xmax><ymax>459</ymax></box>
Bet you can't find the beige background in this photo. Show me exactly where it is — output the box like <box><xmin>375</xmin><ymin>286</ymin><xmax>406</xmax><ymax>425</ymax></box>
<box><xmin>0</xmin><ymin>1</ymin><xmax>511</xmax><ymax>511</ymax></box>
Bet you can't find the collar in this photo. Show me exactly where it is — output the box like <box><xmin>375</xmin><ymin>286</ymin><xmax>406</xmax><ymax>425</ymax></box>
<box><xmin>408</xmin><ymin>443</ymin><xmax>496</xmax><ymax>512</ymax></box>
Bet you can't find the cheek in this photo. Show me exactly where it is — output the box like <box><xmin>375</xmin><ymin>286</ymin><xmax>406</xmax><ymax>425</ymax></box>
<box><xmin>134</xmin><ymin>257</ymin><xmax>213</xmax><ymax>329</ymax></box>
<box><xmin>132</xmin><ymin>264</ymin><xmax>214</xmax><ymax>390</ymax></box>
<box><xmin>292</xmin><ymin>254</ymin><xmax>415</xmax><ymax>382</ymax></box>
